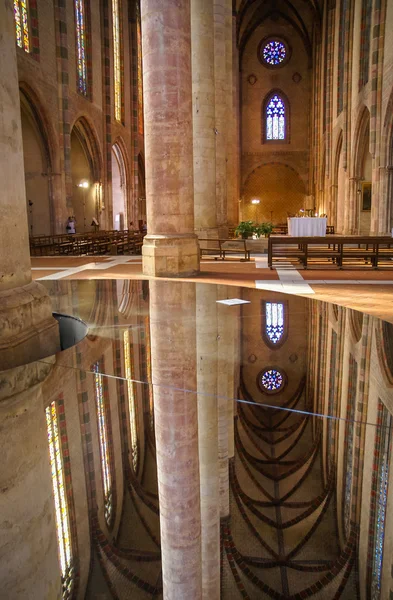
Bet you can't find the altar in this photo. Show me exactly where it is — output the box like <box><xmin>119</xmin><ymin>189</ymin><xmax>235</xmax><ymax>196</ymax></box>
<box><xmin>287</xmin><ymin>217</ymin><xmax>327</xmax><ymax>236</ymax></box>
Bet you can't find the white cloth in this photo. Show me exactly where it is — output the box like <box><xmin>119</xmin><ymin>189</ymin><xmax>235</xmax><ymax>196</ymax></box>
<box><xmin>287</xmin><ymin>217</ymin><xmax>327</xmax><ymax>236</ymax></box>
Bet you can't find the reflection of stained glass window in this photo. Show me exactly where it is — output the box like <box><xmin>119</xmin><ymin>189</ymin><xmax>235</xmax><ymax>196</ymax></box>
<box><xmin>262</xmin><ymin>40</ymin><xmax>286</xmax><ymax>66</ymax></box>
<box><xmin>75</xmin><ymin>0</ymin><xmax>88</xmax><ymax>96</ymax></box>
<box><xmin>14</xmin><ymin>0</ymin><xmax>30</xmax><ymax>52</ymax></box>
<box><xmin>124</xmin><ymin>330</ymin><xmax>138</xmax><ymax>471</ymax></box>
<box><xmin>266</xmin><ymin>94</ymin><xmax>285</xmax><ymax>140</ymax></box>
<box><xmin>260</xmin><ymin>369</ymin><xmax>284</xmax><ymax>392</ymax></box>
<box><xmin>46</xmin><ymin>401</ymin><xmax>75</xmax><ymax>599</ymax></box>
<box><xmin>93</xmin><ymin>363</ymin><xmax>113</xmax><ymax>527</ymax></box>
<box><xmin>327</xmin><ymin>330</ymin><xmax>337</xmax><ymax>471</ymax></box>
<box><xmin>370</xmin><ymin>406</ymin><xmax>392</xmax><ymax>599</ymax></box>
<box><xmin>112</xmin><ymin>0</ymin><xmax>122</xmax><ymax>121</ymax></box>
<box><xmin>343</xmin><ymin>356</ymin><xmax>357</xmax><ymax>538</ymax></box>
<box><xmin>144</xmin><ymin>315</ymin><xmax>154</xmax><ymax>431</ymax></box>
<box><xmin>137</xmin><ymin>12</ymin><xmax>144</xmax><ymax>135</ymax></box>
<box><xmin>265</xmin><ymin>302</ymin><xmax>284</xmax><ymax>344</ymax></box>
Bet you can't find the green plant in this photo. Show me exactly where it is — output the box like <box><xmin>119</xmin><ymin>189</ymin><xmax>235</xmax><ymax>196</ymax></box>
<box><xmin>254</xmin><ymin>222</ymin><xmax>273</xmax><ymax>238</ymax></box>
<box><xmin>234</xmin><ymin>221</ymin><xmax>255</xmax><ymax>239</ymax></box>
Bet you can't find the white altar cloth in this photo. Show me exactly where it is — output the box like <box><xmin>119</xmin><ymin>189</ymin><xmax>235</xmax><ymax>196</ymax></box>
<box><xmin>287</xmin><ymin>217</ymin><xmax>327</xmax><ymax>236</ymax></box>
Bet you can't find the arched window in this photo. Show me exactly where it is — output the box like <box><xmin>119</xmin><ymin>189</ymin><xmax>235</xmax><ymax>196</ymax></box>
<box><xmin>46</xmin><ymin>399</ymin><xmax>76</xmax><ymax>599</ymax></box>
<box><xmin>124</xmin><ymin>329</ymin><xmax>139</xmax><ymax>472</ymax></box>
<box><xmin>93</xmin><ymin>362</ymin><xmax>114</xmax><ymax>527</ymax></box>
<box><xmin>368</xmin><ymin>401</ymin><xmax>392</xmax><ymax>598</ymax></box>
<box><xmin>263</xmin><ymin>301</ymin><xmax>287</xmax><ymax>347</ymax></box>
<box><xmin>359</xmin><ymin>0</ymin><xmax>372</xmax><ymax>89</ymax></box>
<box><xmin>264</xmin><ymin>92</ymin><xmax>287</xmax><ymax>142</ymax></box>
<box><xmin>136</xmin><ymin>5</ymin><xmax>143</xmax><ymax>135</ymax></box>
<box><xmin>14</xmin><ymin>0</ymin><xmax>30</xmax><ymax>51</ymax></box>
<box><xmin>337</xmin><ymin>0</ymin><xmax>349</xmax><ymax>114</ymax></box>
<box><xmin>74</xmin><ymin>0</ymin><xmax>89</xmax><ymax>96</ymax></box>
<box><xmin>112</xmin><ymin>0</ymin><xmax>123</xmax><ymax>122</ymax></box>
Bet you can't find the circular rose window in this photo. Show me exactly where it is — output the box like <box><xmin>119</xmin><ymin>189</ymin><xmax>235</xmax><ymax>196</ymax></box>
<box><xmin>258</xmin><ymin>367</ymin><xmax>287</xmax><ymax>394</ymax></box>
<box><xmin>258</xmin><ymin>37</ymin><xmax>290</xmax><ymax>68</ymax></box>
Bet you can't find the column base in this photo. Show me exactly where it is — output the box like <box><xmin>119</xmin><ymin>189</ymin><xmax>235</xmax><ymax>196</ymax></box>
<box><xmin>142</xmin><ymin>234</ymin><xmax>200</xmax><ymax>277</ymax></box>
<box><xmin>0</xmin><ymin>281</ymin><xmax>60</xmax><ymax>371</ymax></box>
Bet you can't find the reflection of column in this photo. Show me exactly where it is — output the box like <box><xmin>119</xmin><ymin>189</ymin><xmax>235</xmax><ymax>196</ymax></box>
<box><xmin>196</xmin><ymin>285</ymin><xmax>219</xmax><ymax>599</ymax></box>
<box><xmin>141</xmin><ymin>0</ymin><xmax>200</xmax><ymax>277</ymax></box>
<box><xmin>191</xmin><ymin>0</ymin><xmax>217</xmax><ymax>240</ymax></box>
<box><xmin>150</xmin><ymin>281</ymin><xmax>202</xmax><ymax>598</ymax></box>
<box><xmin>0</xmin><ymin>1</ymin><xmax>59</xmax><ymax>368</ymax></box>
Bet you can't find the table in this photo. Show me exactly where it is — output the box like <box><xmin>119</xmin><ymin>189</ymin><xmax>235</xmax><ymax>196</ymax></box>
<box><xmin>287</xmin><ymin>217</ymin><xmax>327</xmax><ymax>236</ymax></box>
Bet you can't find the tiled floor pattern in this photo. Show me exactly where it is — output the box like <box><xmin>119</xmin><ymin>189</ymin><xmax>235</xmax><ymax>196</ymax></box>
<box><xmin>31</xmin><ymin>254</ymin><xmax>393</xmax><ymax>321</ymax></box>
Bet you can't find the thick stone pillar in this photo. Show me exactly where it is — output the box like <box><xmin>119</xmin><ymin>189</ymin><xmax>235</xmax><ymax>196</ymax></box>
<box><xmin>191</xmin><ymin>0</ymin><xmax>217</xmax><ymax>240</ymax></box>
<box><xmin>216</xmin><ymin>288</ymin><xmax>230</xmax><ymax>517</ymax></box>
<box><xmin>141</xmin><ymin>0</ymin><xmax>200</xmax><ymax>276</ymax></box>
<box><xmin>0</xmin><ymin>0</ymin><xmax>59</xmax><ymax>369</ymax></box>
<box><xmin>196</xmin><ymin>285</ymin><xmax>220</xmax><ymax>599</ymax></box>
<box><xmin>0</xmin><ymin>362</ymin><xmax>62</xmax><ymax>599</ymax></box>
<box><xmin>150</xmin><ymin>281</ymin><xmax>202</xmax><ymax>598</ymax></box>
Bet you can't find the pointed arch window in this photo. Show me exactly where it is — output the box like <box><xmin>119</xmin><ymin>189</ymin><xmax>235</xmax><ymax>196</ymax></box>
<box><xmin>46</xmin><ymin>400</ymin><xmax>76</xmax><ymax>599</ymax></box>
<box><xmin>14</xmin><ymin>0</ymin><xmax>30</xmax><ymax>51</ymax></box>
<box><xmin>262</xmin><ymin>301</ymin><xmax>287</xmax><ymax>348</ymax></box>
<box><xmin>124</xmin><ymin>329</ymin><xmax>139</xmax><ymax>472</ymax></box>
<box><xmin>359</xmin><ymin>0</ymin><xmax>372</xmax><ymax>89</ymax></box>
<box><xmin>264</xmin><ymin>92</ymin><xmax>288</xmax><ymax>142</ymax></box>
<box><xmin>368</xmin><ymin>402</ymin><xmax>392</xmax><ymax>599</ymax></box>
<box><xmin>112</xmin><ymin>0</ymin><xmax>123</xmax><ymax>122</ymax></box>
<box><xmin>93</xmin><ymin>362</ymin><xmax>114</xmax><ymax>527</ymax></box>
<box><xmin>74</xmin><ymin>0</ymin><xmax>89</xmax><ymax>96</ymax></box>
<box><xmin>136</xmin><ymin>4</ymin><xmax>144</xmax><ymax>135</ymax></box>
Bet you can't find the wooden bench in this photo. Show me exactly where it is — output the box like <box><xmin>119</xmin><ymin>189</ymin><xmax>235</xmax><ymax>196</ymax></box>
<box><xmin>199</xmin><ymin>238</ymin><xmax>251</xmax><ymax>261</ymax></box>
<box><xmin>268</xmin><ymin>235</ymin><xmax>393</xmax><ymax>269</ymax></box>
<box><xmin>30</xmin><ymin>230</ymin><xmax>145</xmax><ymax>257</ymax></box>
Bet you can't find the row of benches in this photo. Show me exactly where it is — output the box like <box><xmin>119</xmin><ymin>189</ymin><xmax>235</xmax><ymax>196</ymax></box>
<box><xmin>30</xmin><ymin>231</ymin><xmax>144</xmax><ymax>256</ymax></box>
<box><xmin>268</xmin><ymin>235</ymin><xmax>393</xmax><ymax>269</ymax></box>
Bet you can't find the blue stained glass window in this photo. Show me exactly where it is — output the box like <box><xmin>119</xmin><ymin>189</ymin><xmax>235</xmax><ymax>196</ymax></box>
<box><xmin>263</xmin><ymin>40</ymin><xmax>286</xmax><ymax>66</ymax></box>
<box><xmin>371</xmin><ymin>410</ymin><xmax>392</xmax><ymax>599</ymax></box>
<box><xmin>266</xmin><ymin>94</ymin><xmax>285</xmax><ymax>140</ymax></box>
<box><xmin>260</xmin><ymin>369</ymin><xmax>284</xmax><ymax>392</ymax></box>
<box><xmin>265</xmin><ymin>302</ymin><xmax>284</xmax><ymax>344</ymax></box>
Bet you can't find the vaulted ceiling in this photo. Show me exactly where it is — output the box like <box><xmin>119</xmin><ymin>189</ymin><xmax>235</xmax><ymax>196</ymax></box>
<box><xmin>236</xmin><ymin>0</ymin><xmax>324</xmax><ymax>62</ymax></box>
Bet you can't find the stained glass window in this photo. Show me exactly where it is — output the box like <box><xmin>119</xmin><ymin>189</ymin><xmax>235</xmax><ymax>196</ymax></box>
<box><xmin>359</xmin><ymin>0</ymin><xmax>372</xmax><ymax>90</ymax></box>
<box><xmin>74</xmin><ymin>0</ymin><xmax>88</xmax><ymax>96</ymax></box>
<box><xmin>112</xmin><ymin>0</ymin><xmax>122</xmax><ymax>121</ymax></box>
<box><xmin>337</xmin><ymin>0</ymin><xmax>348</xmax><ymax>114</ymax></box>
<box><xmin>46</xmin><ymin>401</ymin><xmax>75</xmax><ymax>599</ymax></box>
<box><xmin>370</xmin><ymin>408</ymin><xmax>392</xmax><ymax>599</ymax></box>
<box><xmin>93</xmin><ymin>363</ymin><xmax>113</xmax><ymax>527</ymax></box>
<box><xmin>343</xmin><ymin>356</ymin><xmax>357</xmax><ymax>539</ymax></box>
<box><xmin>265</xmin><ymin>302</ymin><xmax>284</xmax><ymax>345</ymax></box>
<box><xmin>14</xmin><ymin>0</ymin><xmax>30</xmax><ymax>52</ymax></box>
<box><xmin>137</xmin><ymin>11</ymin><xmax>144</xmax><ymax>135</ymax></box>
<box><xmin>124</xmin><ymin>329</ymin><xmax>139</xmax><ymax>471</ymax></box>
<box><xmin>266</xmin><ymin>94</ymin><xmax>286</xmax><ymax>141</ymax></box>
<box><xmin>262</xmin><ymin>40</ymin><xmax>286</xmax><ymax>66</ymax></box>
<box><xmin>260</xmin><ymin>368</ymin><xmax>284</xmax><ymax>393</ymax></box>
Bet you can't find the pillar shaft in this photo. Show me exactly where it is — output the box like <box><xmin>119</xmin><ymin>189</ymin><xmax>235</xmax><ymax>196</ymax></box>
<box><xmin>191</xmin><ymin>0</ymin><xmax>217</xmax><ymax>239</ymax></box>
<box><xmin>196</xmin><ymin>285</ymin><xmax>220</xmax><ymax>599</ymax></box>
<box><xmin>150</xmin><ymin>281</ymin><xmax>202</xmax><ymax>599</ymax></box>
<box><xmin>141</xmin><ymin>0</ymin><xmax>199</xmax><ymax>275</ymax></box>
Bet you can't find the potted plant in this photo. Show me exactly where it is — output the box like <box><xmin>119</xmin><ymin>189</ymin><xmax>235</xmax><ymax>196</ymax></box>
<box><xmin>254</xmin><ymin>222</ymin><xmax>273</xmax><ymax>238</ymax></box>
<box><xmin>234</xmin><ymin>221</ymin><xmax>255</xmax><ymax>239</ymax></box>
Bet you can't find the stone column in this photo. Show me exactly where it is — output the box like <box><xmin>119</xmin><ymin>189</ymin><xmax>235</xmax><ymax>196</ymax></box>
<box><xmin>191</xmin><ymin>0</ymin><xmax>217</xmax><ymax>240</ymax></box>
<box><xmin>0</xmin><ymin>0</ymin><xmax>59</xmax><ymax>369</ymax></box>
<box><xmin>196</xmin><ymin>285</ymin><xmax>220</xmax><ymax>599</ymax></box>
<box><xmin>345</xmin><ymin>177</ymin><xmax>360</xmax><ymax>234</ymax></box>
<box><xmin>150</xmin><ymin>281</ymin><xmax>202</xmax><ymax>599</ymax></box>
<box><xmin>141</xmin><ymin>0</ymin><xmax>200</xmax><ymax>276</ymax></box>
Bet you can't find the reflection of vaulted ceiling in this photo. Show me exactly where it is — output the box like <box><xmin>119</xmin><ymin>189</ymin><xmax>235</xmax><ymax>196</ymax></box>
<box><xmin>236</xmin><ymin>0</ymin><xmax>323</xmax><ymax>60</ymax></box>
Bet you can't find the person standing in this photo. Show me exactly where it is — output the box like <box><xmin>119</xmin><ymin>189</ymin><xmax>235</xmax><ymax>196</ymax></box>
<box><xmin>66</xmin><ymin>216</ymin><xmax>76</xmax><ymax>234</ymax></box>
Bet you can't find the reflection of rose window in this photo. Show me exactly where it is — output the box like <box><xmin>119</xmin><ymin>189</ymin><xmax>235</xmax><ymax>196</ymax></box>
<box><xmin>260</xmin><ymin>369</ymin><xmax>284</xmax><ymax>392</ymax></box>
<box><xmin>262</xmin><ymin>40</ymin><xmax>286</xmax><ymax>65</ymax></box>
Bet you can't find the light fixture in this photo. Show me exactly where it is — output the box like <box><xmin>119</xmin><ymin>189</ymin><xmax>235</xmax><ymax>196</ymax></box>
<box><xmin>78</xmin><ymin>179</ymin><xmax>89</xmax><ymax>189</ymax></box>
<box><xmin>251</xmin><ymin>198</ymin><xmax>260</xmax><ymax>204</ymax></box>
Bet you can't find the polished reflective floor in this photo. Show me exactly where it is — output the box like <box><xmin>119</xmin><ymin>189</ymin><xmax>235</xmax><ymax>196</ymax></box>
<box><xmin>2</xmin><ymin>278</ymin><xmax>393</xmax><ymax>599</ymax></box>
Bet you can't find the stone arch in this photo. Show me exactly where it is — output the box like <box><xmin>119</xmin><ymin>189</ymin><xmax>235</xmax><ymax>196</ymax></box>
<box><xmin>352</xmin><ymin>107</ymin><xmax>371</xmax><ymax>234</ymax></box>
<box><xmin>332</xmin><ymin>131</ymin><xmax>344</xmax><ymax>231</ymax></box>
<box><xmin>19</xmin><ymin>84</ymin><xmax>55</xmax><ymax>235</ymax></box>
<box><xmin>70</xmin><ymin>117</ymin><xmax>102</xmax><ymax>233</ymax></box>
<box><xmin>241</xmin><ymin>162</ymin><xmax>306</xmax><ymax>224</ymax></box>
<box><xmin>111</xmin><ymin>138</ymin><xmax>130</xmax><ymax>230</ymax></box>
